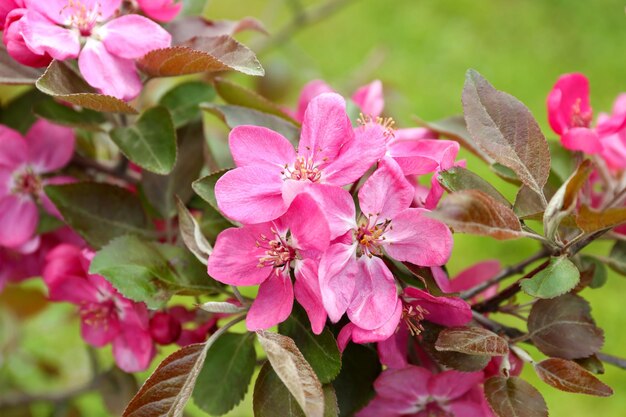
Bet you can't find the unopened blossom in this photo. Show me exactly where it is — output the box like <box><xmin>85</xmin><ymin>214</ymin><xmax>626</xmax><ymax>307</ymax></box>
<box><xmin>0</xmin><ymin>121</ymin><xmax>75</xmax><ymax>249</ymax></box>
<box><xmin>207</xmin><ymin>193</ymin><xmax>331</xmax><ymax>332</ymax></box>
<box><xmin>150</xmin><ymin>306</ymin><xmax>220</xmax><ymax>346</ymax></box>
<box><xmin>357</xmin><ymin>366</ymin><xmax>493</xmax><ymax>417</ymax></box>
<box><xmin>10</xmin><ymin>0</ymin><xmax>171</xmax><ymax>100</ymax></box>
<box><xmin>136</xmin><ymin>0</ymin><xmax>182</xmax><ymax>22</ymax></box>
<box><xmin>215</xmin><ymin>93</ymin><xmax>387</xmax><ymax>224</ymax></box>
<box><xmin>547</xmin><ymin>73</ymin><xmax>626</xmax><ymax>154</ymax></box>
<box><xmin>318</xmin><ymin>158</ymin><xmax>453</xmax><ymax>337</ymax></box>
<box><xmin>43</xmin><ymin>244</ymin><xmax>155</xmax><ymax>372</ymax></box>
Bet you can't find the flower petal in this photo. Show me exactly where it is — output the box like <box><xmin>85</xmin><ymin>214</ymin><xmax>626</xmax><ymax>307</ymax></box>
<box><xmin>0</xmin><ymin>195</ymin><xmax>37</xmax><ymax>248</ymax></box>
<box><xmin>294</xmin><ymin>259</ymin><xmax>327</xmax><ymax>334</ymax></box>
<box><xmin>350</xmin><ymin>299</ymin><xmax>402</xmax><ymax>344</ymax></box>
<box><xmin>352</xmin><ymin>80</ymin><xmax>384</xmax><ymax>118</ymax></box>
<box><xmin>282</xmin><ymin>192</ymin><xmax>330</xmax><ymax>253</ymax></box>
<box><xmin>429</xmin><ymin>370</ymin><xmax>484</xmax><ymax>400</ymax></box>
<box><xmin>547</xmin><ymin>73</ymin><xmax>592</xmax><ymax>135</ymax></box>
<box><xmin>26</xmin><ymin>120</ymin><xmax>75</xmax><ymax>172</ymax></box>
<box><xmin>81</xmin><ymin>313</ymin><xmax>120</xmax><ymax>347</ymax></box>
<box><xmin>215</xmin><ymin>166</ymin><xmax>286</xmax><ymax>224</ymax></box>
<box><xmin>207</xmin><ymin>224</ymin><xmax>274</xmax><ymax>286</ymax></box>
<box><xmin>229</xmin><ymin>125</ymin><xmax>296</xmax><ymax>169</ymax></box>
<box><xmin>301</xmin><ymin>183</ymin><xmax>356</xmax><ymax>240</ymax></box>
<box><xmin>112</xmin><ymin>326</ymin><xmax>155</xmax><ymax>372</ymax></box>
<box><xmin>137</xmin><ymin>0</ymin><xmax>182</xmax><ymax>22</ymax></box>
<box><xmin>246</xmin><ymin>271</ymin><xmax>294</xmax><ymax>331</ymax></box>
<box><xmin>358</xmin><ymin>157</ymin><xmax>414</xmax><ymax>220</ymax></box>
<box><xmin>101</xmin><ymin>14</ymin><xmax>171</xmax><ymax>59</ymax></box>
<box><xmin>385</xmin><ymin>208</ymin><xmax>452</xmax><ymax>266</ymax></box>
<box><xmin>295</xmin><ymin>80</ymin><xmax>333</xmax><ymax>122</ymax></box>
<box><xmin>561</xmin><ymin>127</ymin><xmax>602</xmax><ymax>154</ymax></box>
<box><xmin>378</xmin><ymin>324</ymin><xmax>409</xmax><ymax>369</ymax></box>
<box><xmin>374</xmin><ymin>366</ymin><xmax>431</xmax><ymax>406</ymax></box>
<box><xmin>347</xmin><ymin>256</ymin><xmax>398</xmax><ymax>330</ymax></box>
<box><xmin>319</xmin><ymin>242</ymin><xmax>358</xmax><ymax>322</ymax></box>
<box><xmin>403</xmin><ymin>287</ymin><xmax>472</xmax><ymax>327</ymax></box>
<box><xmin>449</xmin><ymin>260</ymin><xmax>501</xmax><ymax>296</ymax></box>
<box><xmin>0</xmin><ymin>125</ymin><xmax>27</xmax><ymax>167</ymax></box>
<box><xmin>78</xmin><ymin>39</ymin><xmax>142</xmax><ymax>100</ymax></box>
<box><xmin>21</xmin><ymin>10</ymin><xmax>80</xmax><ymax>60</ymax></box>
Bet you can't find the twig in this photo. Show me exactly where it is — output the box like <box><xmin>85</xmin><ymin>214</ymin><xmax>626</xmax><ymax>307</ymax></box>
<box><xmin>471</xmin><ymin>311</ymin><xmax>526</xmax><ymax>340</ymax></box>
<box><xmin>71</xmin><ymin>154</ymin><xmax>139</xmax><ymax>185</ymax></box>
<box><xmin>255</xmin><ymin>0</ymin><xmax>355</xmax><ymax>55</ymax></box>
<box><xmin>597</xmin><ymin>352</ymin><xmax>626</xmax><ymax>370</ymax></box>
<box><xmin>460</xmin><ymin>247</ymin><xmax>551</xmax><ymax>300</ymax></box>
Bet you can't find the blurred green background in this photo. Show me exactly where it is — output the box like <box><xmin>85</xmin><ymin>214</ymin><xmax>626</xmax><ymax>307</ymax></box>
<box><xmin>2</xmin><ymin>0</ymin><xmax>625</xmax><ymax>416</ymax></box>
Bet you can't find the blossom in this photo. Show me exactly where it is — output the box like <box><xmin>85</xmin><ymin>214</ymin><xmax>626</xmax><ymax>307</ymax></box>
<box><xmin>318</xmin><ymin>158</ymin><xmax>453</xmax><ymax>337</ymax></box>
<box><xmin>357</xmin><ymin>365</ymin><xmax>493</xmax><ymax>417</ymax></box>
<box><xmin>432</xmin><ymin>260</ymin><xmax>501</xmax><ymax>301</ymax></box>
<box><xmin>598</xmin><ymin>94</ymin><xmax>626</xmax><ymax>171</ymax></box>
<box><xmin>0</xmin><ymin>121</ymin><xmax>75</xmax><ymax>249</ymax></box>
<box><xmin>547</xmin><ymin>73</ymin><xmax>626</xmax><ymax>154</ymax></box>
<box><xmin>11</xmin><ymin>0</ymin><xmax>171</xmax><ymax>100</ymax></box>
<box><xmin>215</xmin><ymin>93</ymin><xmax>387</xmax><ymax>224</ymax></box>
<box><xmin>0</xmin><ymin>0</ymin><xmax>23</xmax><ymax>29</ymax></box>
<box><xmin>207</xmin><ymin>193</ymin><xmax>331</xmax><ymax>332</ymax></box>
<box><xmin>43</xmin><ymin>244</ymin><xmax>155</xmax><ymax>372</ymax></box>
<box><xmin>150</xmin><ymin>306</ymin><xmax>220</xmax><ymax>346</ymax></box>
<box><xmin>137</xmin><ymin>0</ymin><xmax>182</xmax><ymax>23</ymax></box>
<box><xmin>293</xmin><ymin>79</ymin><xmax>384</xmax><ymax>122</ymax></box>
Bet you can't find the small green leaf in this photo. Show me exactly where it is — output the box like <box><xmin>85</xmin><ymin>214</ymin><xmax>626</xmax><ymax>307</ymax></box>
<box><xmin>202</xmin><ymin>103</ymin><xmax>300</xmax><ymax>144</ymax></box>
<box><xmin>579</xmin><ymin>255</ymin><xmax>608</xmax><ymax>289</ymax></box>
<box><xmin>279</xmin><ymin>305</ymin><xmax>342</xmax><ymax>384</ymax></box>
<box><xmin>44</xmin><ymin>182</ymin><xmax>151</xmax><ymax>248</ymax></box>
<box><xmin>193</xmin><ymin>333</ymin><xmax>256</xmax><ymax>416</ymax></box>
<box><xmin>33</xmin><ymin>99</ymin><xmax>106</xmax><ymax>129</ymax></box>
<box><xmin>110</xmin><ymin>106</ymin><xmax>177</xmax><ymax>175</ymax></box>
<box><xmin>159</xmin><ymin>81</ymin><xmax>215</xmax><ymax>128</ymax></box>
<box><xmin>521</xmin><ymin>256</ymin><xmax>580</xmax><ymax>299</ymax></box>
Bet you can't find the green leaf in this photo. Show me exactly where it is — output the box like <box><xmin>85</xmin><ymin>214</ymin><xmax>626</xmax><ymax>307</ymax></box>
<box><xmin>463</xmin><ymin>69</ymin><xmax>550</xmax><ymax>197</ymax></box>
<box><xmin>332</xmin><ymin>343</ymin><xmax>381</xmax><ymax>417</ymax></box>
<box><xmin>437</xmin><ymin>166</ymin><xmax>510</xmax><ymax>207</ymax></box>
<box><xmin>213</xmin><ymin>78</ymin><xmax>296</xmax><ymax>122</ymax></box>
<box><xmin>192</xmin><ymin>169</ymin><xmax>231</xmax><ymax>214</ymax></box>
<box><xmin>159</xmin><ymin>81</ymin><xmax>215</xmax><ymax>128</ymax></box>
<box><xmin>202</xmin><ymin>103</ymin><xmax>301</xmax><ymax>144</ymax></box>
<box><xmin>521</xmin><ymin>256</ymin><xmax>580</xmax><ymax>299</ymax></box>
<box><xmin>138</xmin><ymin>35</ymin><xmax>264</xmax><ymax>77</ymax></box>
<box><xmin>528</xmin><ymin>294</ymin><xmax>604</xmax><ymax>359</ymax></box>
<box><xmin>0</xmin><ymin>89</ymin><xmax>47</xmax><ymax>134</ymax></box>
<box><xmin>253</xmin><ymin>363</ymin><xmax>339</xmax><ymax>417</ymax></box>
<box><xmin>193</xmin><ymin>333</ymin><xmax>256</xmax><ymax>416</ymax></box>
<box><xmin>36</xmin><ymin>60</ymin><xmax>138</xmax><ymax>114</ymax></box>
<box><xmin>142</xmin><ymin>122</ymin><xmax>205</xmax><ymax>218</ymax></box>
<box><xmin>279</xmin><ymin>305</ymin><xmax>342</xmax><ymax>384</ymax></box>
<box><xmin>578</xmin><ymin>255</ymin><xmax>608</xmax><ymax>289</ymax></box>
<box><xmin>44</xmin><ymin>182</ymin><xmax>150</xmax><ymax>248</ymax></box>
<box><xmin>110</xmin><ymin>106</ymin><xmax>177</xmax><ymax>175</ymax></box>
<box><xmin>33</xmin><ymin>99</ymin><xmax>106</xmax><ymax>129</ymax></box>
<box><xmin>90</xmin><ymin>235</ymin><xmax>219</xmax><ymax>308</ymax></box>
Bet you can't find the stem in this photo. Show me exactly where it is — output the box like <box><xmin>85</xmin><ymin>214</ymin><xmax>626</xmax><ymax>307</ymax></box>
<box><xmin>461</xmin><ymin>247</ymin><xmax>551</xmax><ymax>300</ymax></box>
<box><xmin>71</xmin><ymin>154</ymin><xmax>139</xmax><ymax>185</ymax></box>
<box><xmin>597</xmin><ymin>352</ymin><xmax>626</xmax><ymax>370</ymax></box>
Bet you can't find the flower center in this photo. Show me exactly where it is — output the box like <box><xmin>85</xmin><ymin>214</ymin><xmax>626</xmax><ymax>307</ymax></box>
<box><xmin>256</xmin><ymin>229</ymin><xmax>296</xmax><ymax>273</ymax></box>
<box><xmin>12</xmin><ymin>167</ymin><xmax>42</xmax><ymax>196</ymax></box>
<box><xmin>62</xmin><ymin>0</ymin><xmax>102</xmax><ymax>36</ymax></box>
<box><xmin>283</xmin><ymin>156</ymin><xmax>322</xmax><ymax>182</ymax></box>
<box><xmin>79</xmin><ymin>300</ymin><xmax>115</xmax><ymax>328</ymax></box>
<box><xmin>419</xmin><ymin>402</ymin><xmax>453</xmax><ymax>417</ymax></box>
<box><xmin>358</xmin><ymin>114</ymin><xmax>396</xmax><ymax>139</ymax></box>
<box><xmin>402</xmin><ymin>303</ymin><xmax>429</xmax><ymax>335</ymax></box>
<box><xmin>355</xmin><ymin>217</ymin><xmax>391</xmax><ymax>257</ymax></box>
<box><xmin>570</xmin><ymin>98</ymin><xmax>592</xmax><ymax>128</ymax></box>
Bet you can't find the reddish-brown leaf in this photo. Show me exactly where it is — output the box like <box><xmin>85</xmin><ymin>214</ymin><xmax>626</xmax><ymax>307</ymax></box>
<box><xmin>138</xmin><ymin>35</ymin><xmax>264</xmax><ymax>77</ymax></box>
<box><xmin>421</xmin><ymin>323</ymin><xmax>491</xmax><ymax>372</ymax></box>
<box><xmin>123</xmin><ymin>343</ymin><xmax>206</xmax><ymax>417</ymax></box>
<box><xmin>430</xmin><ymin>189</ymin><xmax>522</xmax><ymax>239</ymax></box>
<box><xmin>576</xmin><ymin>205</ymin><xmax>626</xmax><ymax>233</ymax></box>
<box><xmin>36</xmin><ymin>61</ymin><xmax>138</xmax><ymax>114</ymax></box>
<box><xmin>484</xmin><ymin>377</ymin><xmax>548</xmax><ymax>417</ymax></box>
<box><xmin>534</xmin><ymin>358</ymin><xmax>613</xmax><ymax>397</ymax></box>
<box><xmin>435</xmin><ymin>326</ymin><xmax>509</xmax><ymax>356</ymax></box>
<box><xmin>528</xmin><ymin>294</ymin><xmax>604</xmax><ymax>359</ymax></box>
<box><xmin>0</xmin><ymin>44</ymin><xmax>43</xmax><ymax>84</ymax></box>
<box><xmin>462</xmin><ymin>70</ymin><xmax>551</xmax><ymax>198</ymax></box>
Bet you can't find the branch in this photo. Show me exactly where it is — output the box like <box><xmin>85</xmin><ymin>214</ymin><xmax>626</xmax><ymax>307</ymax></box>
<box><xmin>461</xmin><ymin>247</ymin><xmax>551</xmax><ymax>300</ymax></box>
<box><xmin>71</xmin><ymin>154</ymin><xmax>139</xmax><ymax>185</ymax></box>
<box><xmin>255</xmin><ymin>0</ymin><xmax>355</xmax><ymax>54</ymax></box>
<box><xmin>597</xmin><ymin>352</ymin><xmax>626</xmax><ymax>370</ymax></box>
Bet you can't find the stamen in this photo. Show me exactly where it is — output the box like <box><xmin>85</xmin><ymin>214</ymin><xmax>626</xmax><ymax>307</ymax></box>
<box><xmin>570</xmin><ymin>98</ymin><xmax>593</xmax><ymax>128</ymax></box>
<box><xmin>11</xmin><ymin>167</ymin><xmax>42</xmax><ymax>196</ymax></box>
<box><xmin>358</xmin><ymin>113</ymin><xmax>396</xmax><ymax>139</ymax></box>
<box><xmin>284</xmin><ymin>156</ymin><xmax>322</xmax><ymax>183</ymax></box>
<box><xmin>402</xmin><ymin>303</ymin><xmax>429</xmax><ymax>336</ymax></box>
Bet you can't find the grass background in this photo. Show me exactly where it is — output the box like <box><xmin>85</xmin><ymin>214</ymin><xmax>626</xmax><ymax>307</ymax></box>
<box><xmin>2</xmin><ymin>0</ymin><xmax>625</xmax><ymax>416</ymax></box>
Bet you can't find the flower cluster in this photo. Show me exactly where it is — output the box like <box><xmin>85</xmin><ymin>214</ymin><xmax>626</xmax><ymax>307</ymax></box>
<box><xmin>2</xmin><ymin>0</ymin><xmax>173</xmax><ymax>99</ymax></box>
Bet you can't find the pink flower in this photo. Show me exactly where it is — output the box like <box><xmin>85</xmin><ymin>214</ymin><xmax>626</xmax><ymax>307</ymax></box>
<box><xmin>0</xmin><ymin>121</ymin><xmax>75</xmax><ymax>249</ymax></box>
<box><xmin>3</xmin><ymin>8</ymin><xmax>52</xmax><ymax>67</ymax></box>
<box><xmin>0</xmin><ymin>0</ymin><xmax>23</xmax><ymax>29</ymax></box>
<box><xmin>151</xmin><ymin>306</ymin><xmax>220</xmax><ymax>346</ymax></box>
<box><xmin>215</xmin><ymin>93</ymin><xmax>387</xmax><ymax>224</ymax></box>
<box><xmin>547</xmin><ymin>73</ymin><xmax>626</xmax><ymax>154</ymax></box>
<box><xmin>43</xmin><ymin>244</ymin><xmax>155</xmax><ymax>372</ymax></box>
<box><xmin>432</xmin><ymin>260</ymin><xmax>501</xmax><ymax>301</ymax></box>
<box><xmin>318</xmin><ymin>158</ymin><xmax>453</xmax><ymax>337</ymax></box>
<box><xmin>137</xmin><ymin>0</ymin><xmax>182</xmax><ymax>23</ymax></box>
<box><xmin>293</xmin><ymin>79</ymin><xmax>384</xmax><ymax>122</ymax></box>
<box><xmin>208</xmin><ymin>193</ymin><xmax>331</xmax><ymax>332</ymax></box>
<box><xmin>13</xmin><ymin>0</ymin><xmax>171</xmax><ymax>100</ymax></box>
<box><xmin>598</xmin><ymin>94</ymin><xmax>626</xmax><ymax>171</ymax></box>
<box><xmin>357</xmin><ymin>365</ymin><xmax>493</xmax><ymax>417</ymax></box>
